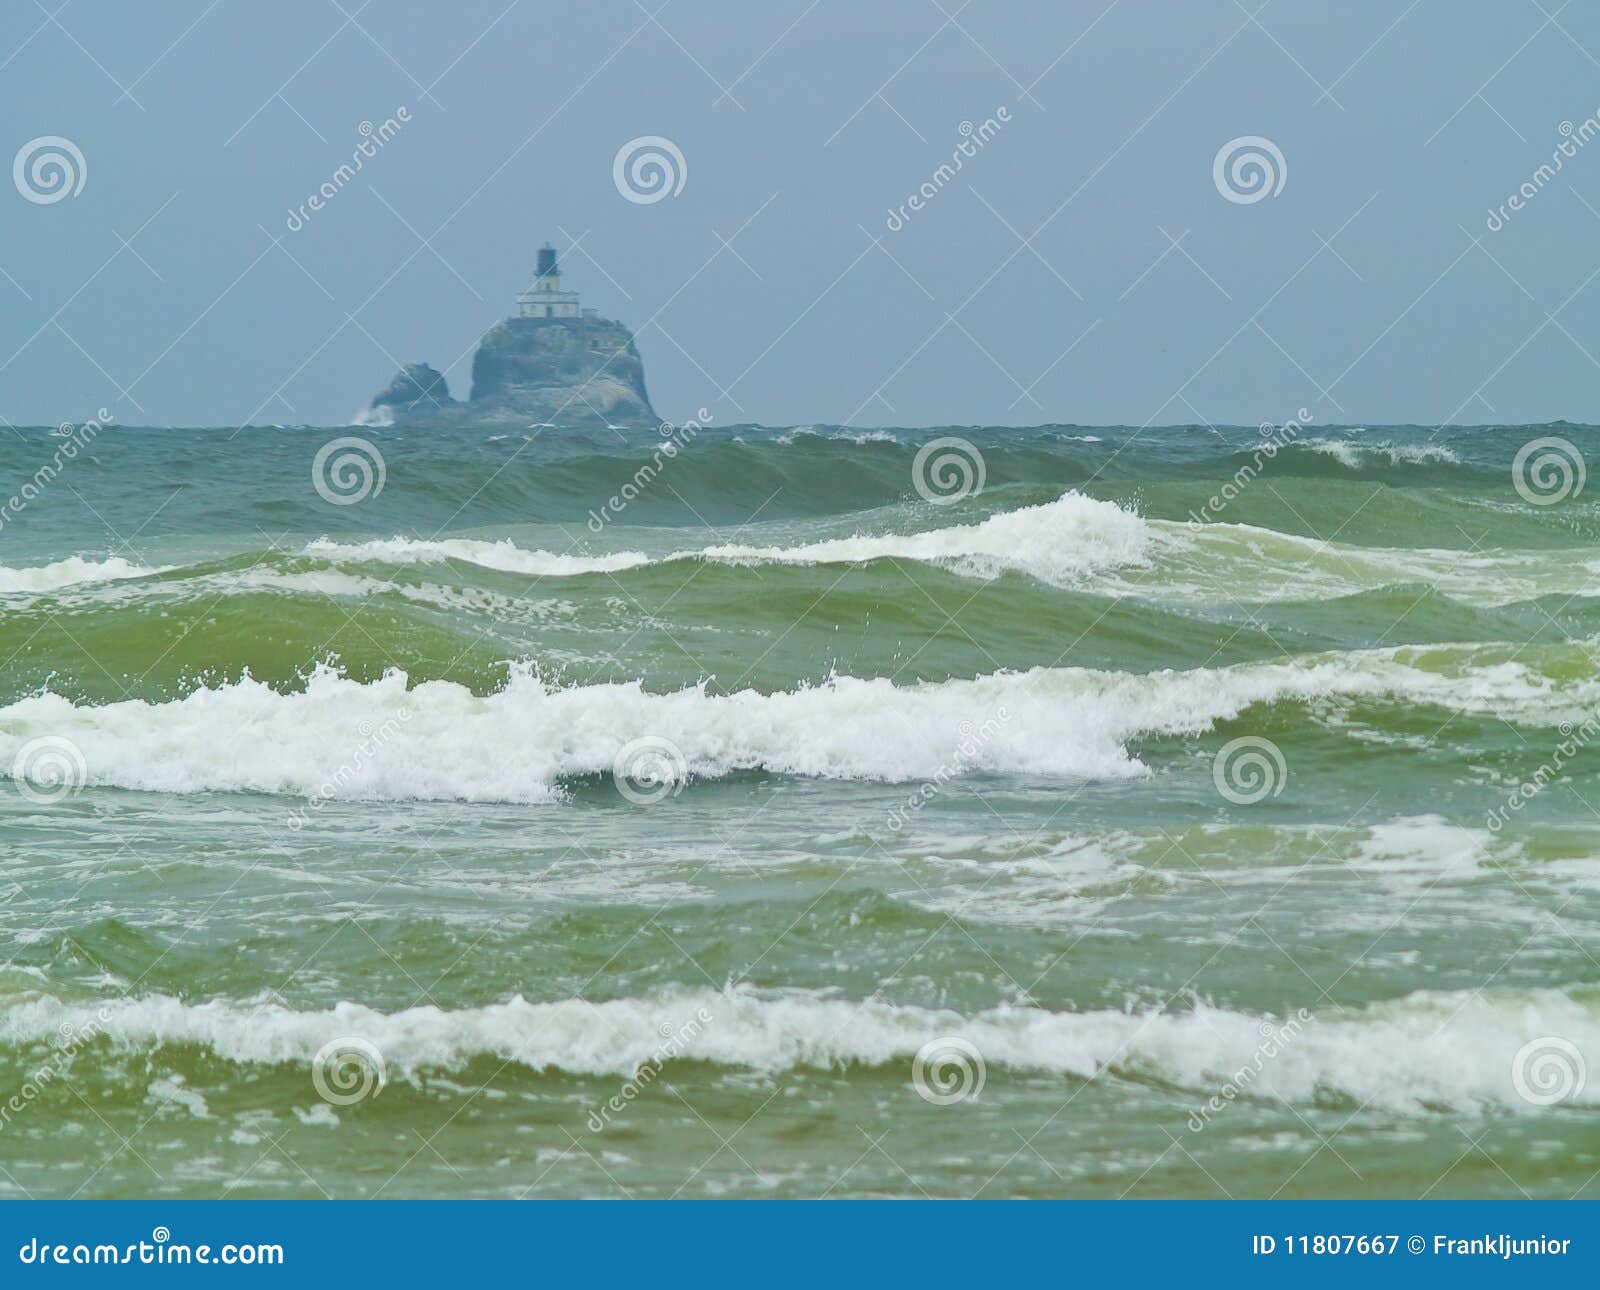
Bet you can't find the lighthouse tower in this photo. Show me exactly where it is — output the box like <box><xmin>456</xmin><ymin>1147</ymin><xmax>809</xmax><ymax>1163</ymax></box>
<box><xmin>517</xmin><ymin>242</ymin><xmax>581</xmax><ymax>319</ymax></box>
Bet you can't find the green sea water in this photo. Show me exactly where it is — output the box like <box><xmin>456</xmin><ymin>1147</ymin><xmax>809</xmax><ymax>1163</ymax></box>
<box><xmin>2</xmin><ymin>421</ymin><xmax>1599</xmax><ymax>1198</ymax></box>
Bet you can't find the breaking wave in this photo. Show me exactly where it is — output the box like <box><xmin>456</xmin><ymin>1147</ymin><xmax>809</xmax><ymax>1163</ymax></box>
<box><xmin>0</xmin><ymin>556</ymin><xmax>161</xmax><ymax>595</ymax></box>
<box><xmin>306</xmin><ymin>493</ymin><xmax>1153</xmax><ymax>587</ymax></box>
<box><xmin>300</xmin><ymin>493</ymin><xmax>1596</xmax><ymax>608</ymax></box>
<box><xmin>697</xmin><ymin>493</ymin><xmax>1149</xmax><ymax>583</ymax></box>
<box><xmin>0</xmin><ymin>643</ymin><xmax>1591</xmax><ymax>802</ymax></box>
<box><xmin>305</xmin><ymin>536</ymin><xmax>651</xmax><ymax>577</ymax></box>
<box><xmin>3</xmin><ymin>983</ymin><xmax>1592</xmax><ymax>1113</ymax></box>
<box><xmin>1299</xmin><ymin>438</ymin><xmax>1462</xmax><ymax>468</ymax></box>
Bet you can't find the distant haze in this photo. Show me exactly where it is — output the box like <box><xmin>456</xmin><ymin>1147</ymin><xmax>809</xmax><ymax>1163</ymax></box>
<box><xmin>1</xmin><ymin>0</ymin><xmax>1596</xmax><ymax>428</ymax></box>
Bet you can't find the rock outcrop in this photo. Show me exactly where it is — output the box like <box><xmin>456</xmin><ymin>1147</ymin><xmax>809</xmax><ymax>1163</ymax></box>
<box><xmin>369</xmin><ymin>315</ymin><xmax>657</xmax><ymax>430</ymax></box>
<box><xmin>370</xmin><ymin>362</ymin><xmax>455</xmax><ymax>417</ymax></box>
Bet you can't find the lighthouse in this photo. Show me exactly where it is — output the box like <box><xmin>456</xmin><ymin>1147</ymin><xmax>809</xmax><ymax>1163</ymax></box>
<box><xmin>517</xmin><ymin>242</ymin><xmax>581</xmax><ymax>319</ymax></box>
<box><xmin>369</xmin><ymin>233</ymin><xmax>657</xmax><ymax>427</ymax></box>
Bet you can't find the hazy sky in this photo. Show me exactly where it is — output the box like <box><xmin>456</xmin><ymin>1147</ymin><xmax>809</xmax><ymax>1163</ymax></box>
<box><xmin>3</xmin><ymin>0</ymin><xmax>1598</xmax><ymax>428</ymax></box>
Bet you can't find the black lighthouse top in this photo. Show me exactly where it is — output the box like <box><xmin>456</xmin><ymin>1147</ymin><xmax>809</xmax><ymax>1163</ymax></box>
<box><xmin>536</xmin><ymin>244</ymin><xmax>558</xmax><ymax>278</ymax></box>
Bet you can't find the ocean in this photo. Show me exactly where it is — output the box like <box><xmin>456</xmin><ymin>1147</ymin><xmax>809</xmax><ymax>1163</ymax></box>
<box><xmin>0</xmin><ymin>420</ymin><xmax>1597</xmax><ymax>1199</ymax></box>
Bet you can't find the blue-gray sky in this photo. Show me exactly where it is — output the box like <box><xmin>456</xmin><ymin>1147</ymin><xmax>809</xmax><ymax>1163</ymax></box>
<box><xmin>2</xmin><ymin>0</ymin><xmax>1598</xmax><ymax>428</ymax></box>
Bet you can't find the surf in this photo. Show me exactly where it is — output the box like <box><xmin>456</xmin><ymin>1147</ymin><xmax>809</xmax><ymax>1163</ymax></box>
<box><xmin>3</xmin><ymin>981</ymin><xmax>1592</xmax><ymax>1114</ymax></box>
<box><xmin>3</xmin><ymin>643</ymin><xmax>1594</xmax><ymax>803</ymax></box>
<box><xmin>0</xmin><ymin>555</ymin><xmax>162</xmax><ymax>595</ymax></box>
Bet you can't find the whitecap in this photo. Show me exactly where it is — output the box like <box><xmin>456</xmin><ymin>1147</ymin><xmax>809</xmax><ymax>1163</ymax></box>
<box><xmin>0</xmin><ymin>555</ymin><xmax>162</xmax><ymax>595</ymax></box>
<box><xmin>5</xmin><ymin>983</ymin><xmax>1594</xmax><ymax>1114</ymax></box>
<box><xmin>306</xmin><ymin>494</ymin><xmax>1152</xmax><ymax>589</ymax></box>
<box><xmin>0</xmin><ymin>643</ymin><xmax>1590</xmax><ymax>802</ymax></box>
<box><xmin>305</xmin><ymin>537</ymin><xmax>651</xmax><ymax>577</ymax></box>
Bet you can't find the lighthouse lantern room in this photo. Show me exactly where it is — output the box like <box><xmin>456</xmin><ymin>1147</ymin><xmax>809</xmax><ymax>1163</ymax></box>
<box><xmin>517</xmin><ymin>242</ymin><xmax>581</xmax><ymax>319</ymax></box>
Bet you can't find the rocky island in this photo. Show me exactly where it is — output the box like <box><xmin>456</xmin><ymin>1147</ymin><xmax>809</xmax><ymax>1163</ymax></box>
<box><xmin>368</xmin><ymin>243</ymin><xmax>657</xmax><ymax>429</ymax></box>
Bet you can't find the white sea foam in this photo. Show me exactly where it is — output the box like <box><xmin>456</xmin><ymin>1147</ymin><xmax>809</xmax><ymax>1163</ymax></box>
<box><xmin>1302</xmin><ymin>438</ymin><xmax>1460</xmax><ymax>468</ymax></box>
<box><xmin>297</xmin><ymin>495</ymin><xmax>1585</xmax><ymax>608</ymax></box>
<box><xmin>305</xmin><ymin>536</ymin><xmax>651</xmax><ymax>577</ymax></box>
<box><xmin>305</xmin><ymin>494</ymin><xmax>1153</xmax><ymax>588</ymax></box>
<box><xmin>24</xmin><ymin>512</ymin><xmax>1582</xmax><ymax>614</ymax></box>
<box><xmin>0</xmin><ymin>644</ymin><xmax>1590</xmax><ymax>803</ymax></box>
<box><xmin>699</xmin><ymin>494</ymin><xmax>1150</xmax><ymax>584</ymax></box>
<box><xmin>4</xmin><ymin>983</ymin><xmax>1592</xmax><ymax>1113</ymax></box>
<box><xmin>205</xmin><ymin>567</ymin><xmax>581</xmax><ymax>626</ymax></box>
<box><xmin>0</xmin><ymin>555</ymin><xmax>161</xmax><ymax>595</ymax></box>
<box><xmin>348</xmin><ymin>405</ymin><xmax>394</xmax><ymax>428</ymax></box>
<box><xmin>774</xmin><ymin>427</ymin><xmax>901</xmax><ymax>445</ymax></box>
<box><xmin>1134</xmin><ymin>519</ymin><xmax>1600</xmax><ymax>607</ymax></box>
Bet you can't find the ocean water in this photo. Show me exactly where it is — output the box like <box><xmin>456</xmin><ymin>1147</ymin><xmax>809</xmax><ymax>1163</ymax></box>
<box><xmin>1</xmin><ymin>421</ymin><xmax>1598</xmax><ymax>1199</ymax></box>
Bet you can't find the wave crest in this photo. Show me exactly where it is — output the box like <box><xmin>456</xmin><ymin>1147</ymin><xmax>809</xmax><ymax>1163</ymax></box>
<box><xmin>305</xmin><ymin>536</ymin><xmax>650</xmax><ymax>577</ymax></box>
<box><xmin>306</xmin><ymin>493</ymin><xmax>1152</xmax><ymax>588</ymax></box>
<box><xmin>0</xmin><ymin>556</ymin><xmax>160</xmax><ymax>595</ymax></box>
<box><xmin>5</xmin><ymin>984</ymin><xmax>1594</xmax><ymax>1113</ymax></box>
<box><xmin>0</xmin><ymin>644</ymin><xmax>1590</xmax><ymax>802</ymax></box>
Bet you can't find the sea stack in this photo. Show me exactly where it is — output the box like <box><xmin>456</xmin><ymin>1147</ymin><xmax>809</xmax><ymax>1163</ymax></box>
<box><xmin>369</xmin><ymin>241</ymin><xmax>657</xmax><ymax>429</ymax></box>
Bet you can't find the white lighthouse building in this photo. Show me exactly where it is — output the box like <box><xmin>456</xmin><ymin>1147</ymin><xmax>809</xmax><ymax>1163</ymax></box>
<box><xmin>517</xmin><ymin>242</ymin><xmax>582</xmax><ymax>318</ymax></box>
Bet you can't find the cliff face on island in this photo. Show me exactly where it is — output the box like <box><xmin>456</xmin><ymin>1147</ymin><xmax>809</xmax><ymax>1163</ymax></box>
<box><xmin>370</xmin><ymin>315</ymin><xmax>657</xmax><ymax>430</ymax></box>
